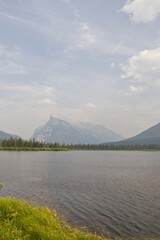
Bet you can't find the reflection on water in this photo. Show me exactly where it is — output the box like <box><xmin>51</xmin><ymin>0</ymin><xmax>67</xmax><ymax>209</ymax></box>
<box><xmin>0</xmin><ymin>151</ymin><xmax>160</xmax><ymax>238</ymax></box>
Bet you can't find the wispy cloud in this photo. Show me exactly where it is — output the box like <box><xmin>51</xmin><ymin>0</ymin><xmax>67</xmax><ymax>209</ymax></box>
<box><xmin>0</xmin><ymin>12</ymin><xmax>26</xmax><ymax>22</ymax></box>
<box><xmin>1</xmin><ymin>0</ymin><xmax>160</xmax><ymax>138</ymax></box>
<box><xmin>0</xmin><ymin>84</ymin><xmax>55</xmax><ymax>105</ymax></box>
<box><xmin>0</xmin><ymin>44</ymin><xmax>21</xmax><ymax>58</ymax></box>
<box><xmin>1</xmin><ymin>1</ymin><xmax>136</xmax><ymax>57</ymax></box>
<box><xmin>76</xmin><ymin>22</ymin><xmax>96</xmax><ymax>48</ymax></box>
<box><xmin>121</xmin><ymin>0</ymin><xmax>160</xmax><ymax>23</ymax></box>
<box><xmin>130</xmin><ymin>85</ymin><xmax>145</xmax><ymax>93</ymax></box>
<box><xmin>38</xmin><ymin>98</ymin><xmax>56</xmax><ymax>105</ymax></box>
<box><xmin>0</xmin><ymin>61</ymin><xmax>28</xmax><ymax>75</ymax></box>
<box><xmin>0</xmin><ymin>44</ymin><xmax>28</xmax><ymax>75</ymax></box>
<box><xmin>122</xmin><ymin>85</ymin><xmax>146</xmax><ymax>96</ymax></box>
<box><xmin>60</xmin><ymin>0</ymin><xmax>80</xmax><ymax>17</ymax></box>
<box><xmin>121</xmin><ymin>47</ymin><xmax>160</xmax><ymax>88</ymax></box>
<box><xmin>86</xmin><ymin>103</ymin><xmax>96</xmax><ymax>108</ymax></box>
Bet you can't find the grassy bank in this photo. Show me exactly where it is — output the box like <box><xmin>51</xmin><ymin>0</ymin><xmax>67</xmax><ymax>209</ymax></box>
<box><xmin>0</xmin><ymin>197</ymin><xmax>108</xmax><ymax>240</ymax></box>
<box><xmin>0</xmin><ymin>147</ymin><xmax>69</xmax><ymax>151</ymax></box>
<box><xmin>1</xmin><ymin>147</ymin><xmax>160</xmax><ymax>152</ymax></box>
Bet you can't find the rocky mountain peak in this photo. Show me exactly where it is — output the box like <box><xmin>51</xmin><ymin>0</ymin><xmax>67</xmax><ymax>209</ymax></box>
<box><xmin>31</xmin><ymin>116</ymin><xmax>124</xmax><ymax>144</ymax></box>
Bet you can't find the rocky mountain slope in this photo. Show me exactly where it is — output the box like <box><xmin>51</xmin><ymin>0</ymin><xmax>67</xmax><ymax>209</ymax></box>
<box><xmin>31</xmin><ymin>116</ymin><xmax>124</xmax><ymax>144</ymax></box>
<box><xmin>0</xmin><ymin>131</ymin><xmax>20</xmax><ymax>140</ymax></box>
<box><xmin>104</xmin><ymin>122</ymin><xmax>160</xmax><ymax>145</ymax></box>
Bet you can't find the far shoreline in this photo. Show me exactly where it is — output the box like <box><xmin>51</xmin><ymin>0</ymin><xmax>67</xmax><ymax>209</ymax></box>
<box><xmin>0</xmin><ymin>147</ymin><xmax>160</xmax><ymax>152</ymax></box>
<box><xmin>0</xmin><ymin>147</ymin><xmax>70</xmax><ymax>151</ymax></box>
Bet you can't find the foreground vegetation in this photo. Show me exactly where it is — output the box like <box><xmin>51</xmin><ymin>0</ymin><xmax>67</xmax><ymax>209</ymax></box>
<box><xmin>1</xmin><ymin>138</ymin><xmax>160</xmax><ymax>151</ymax></box>
<box><xmin>0</xmin><ymin>185</ymin><xmax>159</xmax><ymax>240</ymax></box>
<box><xmin>0</xmin><ymin>197</ymin><xmax>108</xmax><ymax>240</ymax></box>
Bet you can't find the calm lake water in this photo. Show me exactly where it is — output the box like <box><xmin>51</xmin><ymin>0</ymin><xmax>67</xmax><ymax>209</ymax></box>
<box><xmin>0</xmin><ymin>151</ymin><xmax>160</xmax><ymax>238</ymax></box>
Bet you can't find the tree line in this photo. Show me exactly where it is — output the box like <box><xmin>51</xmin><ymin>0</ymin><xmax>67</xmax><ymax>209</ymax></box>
<box><xmin>0</xmin><ymin>138</ymin><xmax>160</xmax><ymax>150</ymax></box>
<box><xmin>0</xmin><ymin>138</ymin><xmax>60</xmax><ymax>148</ymax></box>
<box><xmin>65</xmin><ymin>143</ymin><xmax>160</xmax><ymax>150</ymax></box>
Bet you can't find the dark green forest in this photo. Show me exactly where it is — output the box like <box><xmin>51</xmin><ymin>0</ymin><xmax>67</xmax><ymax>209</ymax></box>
<box><xmin>0</xmin><ymin>138</ymin><xmax>160</xmax><ymax>151</ymax></box>
<box><xmin>0</xmin><ymin>138</ymin><xmax>60</xmax><ymax>148</ymax></box>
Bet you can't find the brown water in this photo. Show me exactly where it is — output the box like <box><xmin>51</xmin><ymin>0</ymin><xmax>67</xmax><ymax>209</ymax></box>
<box><xmin>0</xmin><ymin>151</ymin><xmax>160</xmax><ymax>238</ymax></box>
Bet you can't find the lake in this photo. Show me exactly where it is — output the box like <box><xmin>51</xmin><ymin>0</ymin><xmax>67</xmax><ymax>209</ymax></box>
<box><xmin>0</xmin><ymin>151</ymin><xmax>159</xmax><ymax>238</ymax></box>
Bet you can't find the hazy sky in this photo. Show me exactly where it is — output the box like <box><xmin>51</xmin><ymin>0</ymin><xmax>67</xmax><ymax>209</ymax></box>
<box><xmin>1</xmin><ymin>0</ymin><xmax>160</xmax><ymax>139</ymax></box>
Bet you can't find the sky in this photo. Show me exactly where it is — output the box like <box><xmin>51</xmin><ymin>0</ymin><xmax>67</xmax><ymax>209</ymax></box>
<box><xmin>0</xmin><ymin>0</ymin><xmax>160</xmax><ymax>139</ymax></box>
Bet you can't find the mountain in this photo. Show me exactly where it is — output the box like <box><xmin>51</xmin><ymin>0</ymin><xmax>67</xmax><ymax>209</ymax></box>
<box><xmin>105</xmin><ymin>122</ymin><xmax>160</xmax><ymax>145</ymax></box>
<box><xmin>31</xmin><ymin>116</ymin><xmax>124</xmax><ymax>144</ymax></box>
<box><xmin>0</xmin><ymin>130</ymin><xmax>20</xmax><ymax>140</ymax></box>
<box><xmin>78</xmin><ymin>122</ymin><xmax>124</xmax><ymax>142</ymax></box>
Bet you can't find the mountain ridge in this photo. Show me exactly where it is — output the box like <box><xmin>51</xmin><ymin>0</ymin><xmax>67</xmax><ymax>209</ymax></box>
<box><xmin>31</xmin><ymin>116</ymin><xmax>124</xmax><ymax>144</ymax></box>
<box><xmin>104</xmin><ymin>121</ymin><xmax>160</xmax><ymax>145</ymax></box>
<box><xmin>0</xmin><ymin>130</ymin><xmax>20</xmax><ymax>140</ymax></box>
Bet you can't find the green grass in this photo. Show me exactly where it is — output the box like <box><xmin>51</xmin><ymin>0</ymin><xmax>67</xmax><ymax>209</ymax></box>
<box><xmin>0</xmin><ymin>197</ymin><xmax>109</xmax><ymax>240</ymax></box>
<box><xmin>0</xmin><ymin>147</ymin><xmax>69</xmax><ymax>151</ymax></box>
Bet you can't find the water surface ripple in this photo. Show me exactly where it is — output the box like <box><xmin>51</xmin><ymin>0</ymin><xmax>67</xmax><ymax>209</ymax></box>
<box><xmin>0</xmin><ymin>151</ymin><xmax>160</xmax><ymax>238</ymax></box>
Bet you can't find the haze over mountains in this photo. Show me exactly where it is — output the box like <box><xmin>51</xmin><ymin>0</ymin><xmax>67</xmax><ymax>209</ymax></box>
<box><xmin>1</xmin><ymin>117</ymin><xmax>160</xmax><ymax>146</ymax></box>
<box><xmin>31</xmin><ymin>116</ymin><xmax>124</xmax><ymax>144</ymax></box>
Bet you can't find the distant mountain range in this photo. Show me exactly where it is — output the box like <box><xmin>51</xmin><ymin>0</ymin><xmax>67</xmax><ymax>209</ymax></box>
<box><xmin>78</xmin><ymin>122</ymin><xmax>124</xmax><ymax>142</ymax></box>
<box><xmin>31</xmin><ymin>116</ymin><xmax>124</xmax><ymax>144</ymax></box>
<box><xmin>0</xmin><ymin>131</ymin><xmax>20</xmax><ymax>140</ymax></box>
<box><xmin>1</xmin><ymin>118</ymin><xmax>160</xmax><ymax>145</ymax></box>
<box><xmin>105</xmin><ymin>122</ymin><xmax>160</xmax><ymax>145</ymax></box>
